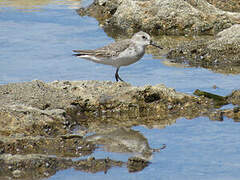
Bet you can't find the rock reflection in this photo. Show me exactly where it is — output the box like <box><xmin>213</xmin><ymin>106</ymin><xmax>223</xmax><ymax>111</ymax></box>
<box><xmin>85</xmin><ymin>127</ymin><xmax>165</xmax><ymax>160</ymax></box>
<box><xmin>73</xmin><ymin>157</ymin><xmax>124</xmax><ymax>174</ymax></box>
<box><xmin>0</xmin><ymin>154</ymin><xmax>124</xmax><ymax>179</ymax></box>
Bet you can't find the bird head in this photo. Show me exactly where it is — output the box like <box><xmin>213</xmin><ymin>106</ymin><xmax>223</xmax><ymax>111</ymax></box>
<box><xmin>131</xmin><ymin>31</ymin><xmax>163</xmax><ymax>49</ymax></box>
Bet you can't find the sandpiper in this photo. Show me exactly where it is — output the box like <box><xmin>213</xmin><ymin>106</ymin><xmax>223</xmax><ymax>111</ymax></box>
<box><xmin>73</xmin><ymin>31</ymin><xmax>162</xmax><ymax>82</ymax></box>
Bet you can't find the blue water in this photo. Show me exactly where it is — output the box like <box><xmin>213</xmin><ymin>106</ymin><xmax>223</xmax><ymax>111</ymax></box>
<box><xmin>50</xmin><ymin>117</ymin><xmax>240</xmax><ymax>180</ymax></box>
<box><xmin>1</xmin><ymin>1</ymin><xmax>240</xmax><ymax>180</ymax></box>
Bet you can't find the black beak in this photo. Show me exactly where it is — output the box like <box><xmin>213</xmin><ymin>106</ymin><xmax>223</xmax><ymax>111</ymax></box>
<box><xmin>150</xmin><ymin>40</ymin><xmax>163</xmax><ymax>49</ymax></box>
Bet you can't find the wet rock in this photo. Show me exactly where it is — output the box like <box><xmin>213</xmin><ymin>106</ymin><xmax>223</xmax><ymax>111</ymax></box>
<box><xmin>167</xmin><ymin>25</ymin><xmax>240</xmax><ymax>73</ymax></box>
<box><xmin>77</xmin><ymin>0</ymin><xmax>240</xmax><ymax>36</ymax></box>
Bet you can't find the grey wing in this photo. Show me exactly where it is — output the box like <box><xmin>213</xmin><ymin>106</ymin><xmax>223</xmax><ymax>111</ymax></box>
<box><xmin>96</xmin><ymin>39</ymin><xmax>132</xmax><ymax>57</ymax></box>
<box><xmin>73</xmin><ymin>39</ymin><xmax>132</xmax><ymax>58</ymax></box>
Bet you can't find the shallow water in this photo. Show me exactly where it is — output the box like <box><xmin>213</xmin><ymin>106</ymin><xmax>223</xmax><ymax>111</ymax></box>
<box><xmin>51</xmin><ymin>117</ymin><xmax>240</xmax><ymax>180</ymax></box>
<box><xmin>1</xmin><ymin>0</ymin><xmax>240</xmax><ymax>179</ymax></box>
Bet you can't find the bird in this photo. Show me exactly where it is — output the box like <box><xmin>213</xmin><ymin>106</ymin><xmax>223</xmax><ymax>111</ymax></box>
<box><xmin>73</xmin><ymin>31</ymin><xmax>162</xmax><ymax>82</ymax></box>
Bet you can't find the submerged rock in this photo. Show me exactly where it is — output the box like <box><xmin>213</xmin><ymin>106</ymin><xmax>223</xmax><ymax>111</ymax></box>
<box><xmin>77</xmin><ymin>0</ymin><xmax>240</xmax><ymax>36</ymax></box>
<box><xmin>167</xmin><ymin>24</ymin><xmax>240</xmax><ymax>73</ymax></box>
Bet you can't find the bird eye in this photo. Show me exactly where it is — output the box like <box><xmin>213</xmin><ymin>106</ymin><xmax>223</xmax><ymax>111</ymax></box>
<box><xmin>142</xmin><ymin>35</ymin><xmax>147</xmax><ymax>39</ymax></box>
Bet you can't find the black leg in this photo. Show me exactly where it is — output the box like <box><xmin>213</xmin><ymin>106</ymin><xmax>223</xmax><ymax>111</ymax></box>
<box><xmin>115</xmin><ymin>68</ymin><xmax>124</xmax><ymax>82</ymax></box>
<box><xmin>115</xmin><ymin>68</ymin><xmax>119</xmax><ymax>81</ymax></box>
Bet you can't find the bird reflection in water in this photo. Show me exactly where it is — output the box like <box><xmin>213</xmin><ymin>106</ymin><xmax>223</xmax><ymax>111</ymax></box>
<box><xmin>85</xmin><ymin>127</ymin><xmax>166</xmax><ymax>161</ymax></box>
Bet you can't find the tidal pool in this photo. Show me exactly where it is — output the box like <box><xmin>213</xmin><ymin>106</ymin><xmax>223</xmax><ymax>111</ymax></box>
<box><xmin>0</xmin><ymin>0</ymin><xmax>240</xmax><ymax>179</ymax></box>
<box><xmin>50</xmin><ymin>117</ymin><xmax>240</xmax><ymax>180</ymax></box>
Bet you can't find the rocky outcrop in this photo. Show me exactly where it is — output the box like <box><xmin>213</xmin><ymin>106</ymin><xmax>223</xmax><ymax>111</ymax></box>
<box><xmin>167</xmin><ymin>24</ymin><xmax>240</xmax><ymax>73</ymax></box>
<box><xmin>50</xmin><ymin>80</ymin><xmax>213</xmax><ymax>120</ymax></box>
<box><xmin>78</xmin><ymin>0</ymin><xmax>240</xmax><ymax>36</ymax></box>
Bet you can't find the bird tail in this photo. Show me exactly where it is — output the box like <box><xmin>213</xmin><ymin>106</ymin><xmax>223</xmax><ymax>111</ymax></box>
<box><xmin>73</xmin><ymin>53</ymin><xmax>83</xmax><ymax>57</ymax></box>
<box><xmin>72</xmin><ymin>50</ymin><xmax>104</xmax><ymax>64</ymax></box>
<box><xmin>72</xmin><ymin>50</ymin><xmax>94</xmax><ymax>56</ymax></box>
